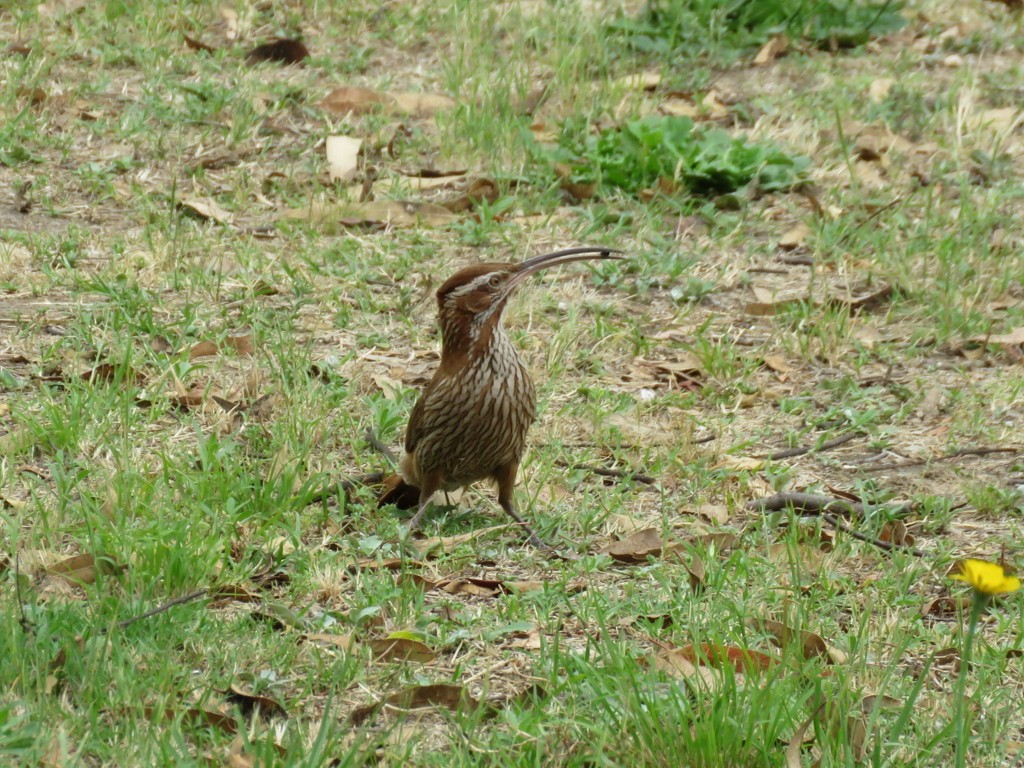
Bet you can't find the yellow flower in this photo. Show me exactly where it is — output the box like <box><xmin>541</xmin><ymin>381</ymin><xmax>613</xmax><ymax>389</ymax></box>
<box><xmin>950</xmin><ymin>559</ymin><xmax>1022</xmax><ymax>595</ymax></box>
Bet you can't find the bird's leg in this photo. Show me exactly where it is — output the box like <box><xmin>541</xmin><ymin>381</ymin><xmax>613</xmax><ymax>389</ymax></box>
<box><xmin>406</xmin><ymin>493</ymin><xmax>433</xmax><ymax>531</ymax></box>
<box><xmin>495</xmin><ymin>462</ymin><xmax>546</xmax><ymax>548</ymax></box>
<box><xmin>405</xmin><ymin>472</ymin><xmax>442</xmax><ymax>531</ymax></box>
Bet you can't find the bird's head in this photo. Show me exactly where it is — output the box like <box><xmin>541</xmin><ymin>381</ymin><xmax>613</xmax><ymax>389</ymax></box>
<box><xmin>434</xmin><ymin>246</ymin><xmax>623</xmax><ymax>358</ymax></box>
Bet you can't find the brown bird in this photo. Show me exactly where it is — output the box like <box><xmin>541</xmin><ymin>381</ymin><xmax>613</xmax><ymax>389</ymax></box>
<box><xmin>396</xmin><ymin>246</ymin><xmax>623</xmax><ymax>546</ymax></box>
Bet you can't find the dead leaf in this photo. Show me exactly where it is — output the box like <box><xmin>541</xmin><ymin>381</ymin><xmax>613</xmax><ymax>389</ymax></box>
<box><xmin>920</xmin><ymin>595</ymin><xmax>970</xmax><ymax>621</ymax></box>
<box><xmin>762</xmin><ymin>354</ymin><xmax>792</xmax><ymax>374</ymax></box>
<box><xmin>282</xmin><ymin>200</ymin><xmax>457</xmax><ymax>229</ymax></box>
<box><xmin>46</xmin><ymin>553</ymin><xmax>122</xmax><ymax>586</ymax></box>
<box><xmin>878</xmin><ymin>520</ymin><xmax>915</xmax><ymax>548</ymax></box>
<box><xmin>853</xmin><ymin>125</ymin><xmax>912</xmax><ymax>161</ymax></box>
<box><xmin>412</xmin><ymin>524</ymin><xmax>515</xmax><ymax>556</ymax></box>
<box><xmin>366</xmin><ymin>637</ymin><xmax>436</xmax><ymax>663</ymax></box>
<box><xmin>674</xmin><ymin>643</ymin><xmax>780</xmax><ymax>674</ymax></box>
<box><xmin>972</xmin><ymin>326</ymin><xmax>1024</xmax><ymax>345</ymax></box>
<box><xmin>320</xmin><ymin>86</ymin><xmax>390</xmax><ymax>115</ymax></box>
<box><xmin>389</xmin><ymin>91</ymin><xmax>456</xmax><ymax>117</ymax></box>
<box><xmin>869</xmin><ymin>77</ymin><xmax>894</xmax><ymax>102</ymax></box>
<box><xmin>441</xmin><ymin>177</ymin><xmax>500</xmax><ymax>213</ymax></box>
<box><xmin>680</xmin><ymin>503</ymin><xmax>729</xmax><ymax>525</ymax></box>
<box><xmin>652</xmin><ymin>649</ymin><xmax>725</xmax><ymax>692</ymax></box>
<box><xmin>767</xmin><ymin>542</ymin><xmax>827</xmax><ymax>576</ymax></box>
<box><xmin>829</xmin><ymin>282</ymin><xmax>894</xmax><ymax>312</ymax></box>
<box><xmin>321</xmin><ymin>86</ymin><xmax>454</xmax><ymax>118</ymax></box>
<box><xmin>786</xmin><ymin>707</ymin><xmax>820</xmax><ymax>768</ymax></box>
<box><xmin>179</xmin><ymin>196</ymin><xmax>232</xmax><ymax>224</ymax></box>
<box><xmin>753</xmin><ymin>34</ymin><xmax>789</xmax><ymax>65</ymax></box>
<box><xmin>600</xmin><ymin>527</ymin><xmax>666</xmax><ymax>563</ymax></box>
<box><xmin>326</xmin><ymin>136</ymin><xmax>362</xmax><ymax>183</ymax></box>
<box><xmin>778</xmin><ymin>222</ymin><xmax>810</xmax><ymax>250</ymax></box>
<box><xmin>0</xmin><ymin>426</ymin><xmax>38</xmax><ymax>457</ymax></box>
<box><xmin>659</xmin><ymin>98</ymin><xmax>699</xmax><ymax>119</ymax></box>
<box><xmin>304</xmin><ymin>633</ymin><xmax>355</xmax><ymax>652</ymax></box>
<box><xmin>748</xmin><ymin>618</ymin><xmax>847</xmax><ymax>664</ymax></box>
<box><xmin>189</xmin><ymin>340</ymin><xmax>220</xmax><ymax>359</ymax></box>
<box><xmin>617</xmin><ymin>71</ymin><xmax>661</xmax><ymax>90</ymax></box>
<box><xmin>142</xmin><ymin>706</ymin><xmax>236</xmax><ymax>734</ymax></box>
<box><xmin>349</xmin><ymin>684</ymin><xmax>479</xmax><ymax>725</ymax></box>
<box><xmin>246</xmin><ymin>38</ymin><xmax>309</xmax><ymax>66</ymax></box>
<box><xmin>225</xmin><ymin>683</ymin><xmax>286</xmax><ymax>718</ymax></box>
<box><xmin>712</xmin><ymin>455</ymin><xmax>765</xmax><ymax>471</ymax></box>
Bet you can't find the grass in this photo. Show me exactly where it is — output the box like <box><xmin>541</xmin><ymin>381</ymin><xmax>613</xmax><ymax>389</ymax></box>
<box><xmin>2</xmin><ymin>0</ymin><xmax>1024</xmax><ymax>765</ymax></box>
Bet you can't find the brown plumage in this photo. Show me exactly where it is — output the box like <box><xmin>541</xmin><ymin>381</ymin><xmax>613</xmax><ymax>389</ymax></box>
<box><xmin>396</xmin><ymin>246</ymin><xmax>623</xmax><ymax>546</ymax></box>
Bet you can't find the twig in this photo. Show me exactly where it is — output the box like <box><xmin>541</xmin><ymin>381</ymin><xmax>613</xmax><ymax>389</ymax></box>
<box><xmin>364</xmin><ymin>429</ymin><xmax>398</xmax><ymax>464</ymax></box>
<box><xmin>114</xmin><ymin>589</ymin><xmax>210</xmax><ymax>631</ymax></box>
<box><xmin>554</xmin><ymin>461</ymin><xmax>656</xmax><ymax>485</ymax></box>
<box><xmin>747</xmin><ymin>492</ymin><xmax>925</xmax><ymax>557</ymax></box>
<box><xmin>860</xmin><ymin>446</ymin><xmax>1019</xmax><ymax>473</ymax></box>
<box><xmin>822</xmin><ymin>513</ymin><xmax>927</xmax><ymax>558</ymax></box>
<box><xmin>747</xmin><ymin>492</ymin><xmax>864</xmax><ymax>516</ymax></box>
<box><xmin>761</xmin><ymin>432</ymin><xmax>859</xmax><ymax>461</ymax></box>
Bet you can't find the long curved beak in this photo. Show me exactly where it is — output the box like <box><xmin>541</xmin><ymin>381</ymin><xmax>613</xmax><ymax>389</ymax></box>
<box><xmin>507</xmin><ymin>246</ymin><xmax>624</xmax><ymax>291</ymax></box>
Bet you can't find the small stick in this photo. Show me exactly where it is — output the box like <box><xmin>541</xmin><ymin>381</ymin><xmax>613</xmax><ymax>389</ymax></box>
<box><xmin>364</xmin><ymin>429</ymin><xmax>398</xmax><ymax>464</ymax></box>
<box><xmin>761</xmin><ymin>432</ymin><xmax>858</xmax><ymax>461</ymax></box>
<box><xmin>822</xmin><ymin>513</ymin><xmax>927</xmax><ymax>558</ymax></box>
<box><xmin>748</xmin><ymin>492</ymin><xmax>925</xmax><ymax>557</ymax></box>
<box><xmin>860</xmin><ymin>446</ymin><xmax>1019</xmax><ymax>473</ymax></box>
<box><xmin>115</xmin><ymin>589</ymin><xmax>209</xmax><ymax>631</ymax></box>
<box><xmin>554</xmin><ymin>461</ymin><xmax>656</xmax><ymax>485</ymax></box>
<box><xmin>747</xmin><ymin>492</ymin><xmax>863</xmax><ymax>516</ymax></box>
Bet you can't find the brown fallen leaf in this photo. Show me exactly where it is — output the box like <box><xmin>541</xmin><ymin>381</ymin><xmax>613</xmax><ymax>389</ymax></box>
<box><xmin>778</xmin><ymin>222</ymin><xmax>811</xmax><ymax>250</ymax></box>
<box><xmin>868</xmin><ymin>77</ymin><xmax>894</xmax><ymax>103</ymax></box>
<box><xmin>675</xmin><ymin>643</ymin><xmax>780</xmax><ymax>674</ymax></box>
<box><xmin>189</xmin><ymin>340</ymin><xmax>220</xmax><ymax>359</ymax></box>
<box><xmin>223</xmin><ymin>335</ymin><xmax>254</xmax><ymax>356</ymax></box>
<box><xmin>142</xmin><ymin>706</ymin><xmax>237</xmax><ymax>734</ymax></box>
<box><xmin>0</xmin><ymin>427</ymin><xmax>37</xmax><ymax>457</ymax></box>
<box><xmin>81</xmin><ymin>363</ymin><xmax>146</xmax><ymax>386</ymax></box>
<box><xmin>972</xmin><ymin>326</ymin><xmax>1024</xmax><ymax>346</ymax></box>
<box><xmin>46</xmin><ymin>553</ymin><xmax>122</xmax><ymax>586</ymax></box>
<box><xmin>828</xmin><ymin>282</ymin><xmax>894</xmax><ymax>312</ymax></box>
<box><xmin>349</xmin><ymin>684</ymin><xmax>479</xmax><ymax>725</ymax></box>
<box><xmin>753</xmin><ymin>33</ymin><xmax>789</xmax><ymax>65</ymax></box>
<box><xmin>179</xmin><ymin>196</ymin><xmax>232</xmax><ymax>224</ymax></box>
<box><xmin>366</xmin><ymin>637</ymin><xmax>436</xmax><ymax>663</ymax></box>
<box><xmin>320</xmin><ymin>85</ymin><xmax>389</xmax><ymax>115</ymax></box>
<box><xmin>600</xmin><ymin>527</ymin><xmax>666</xmax><ymax>562</ymax></box>
<box><xmin>246</xmin><ymin>38</ymin><xmax>309</xmax><ymax>66</ymax></box>
<box><xmin>225</xmin><ymin>683</ymin><xmax>286</xmax><ymax>718</ymax></box>
<box><xmin>321</xmin><ymin>86</ymin><xmax>454</xmax><ymax>118</ymax></box>
<box><xmin>441</xmin><ymin>177</ymin><xmax>500</xmax><ymax>213</ymax></box>
<box><xmin>785</xmin><ymin>705</ymin><xmax>822</xmax><ymax>768</ymax></box>
<box><xmin>282</xmin><ymin>200</ymin><xmax>457</xmax><ymax>229</ymax></box>
<box><xmin>920</xmin><ymin>595</ymin><xmax>970</xmax><ymax>621</ymax></box>
<box><xmin>303</xmin><ymin>633</ymin><xmax>355</xmax><ymax>652</ymax></box>
<box><xmin>389</xmin><ymin>91</ymin><xmax>456</xmax><ymax>117</ymax></box>
<box><xmin>762</xmin><ymin>354</ymin><xmax>792</xmax><ymax>374</ymax></box>
<box><xmin>412</xmin><ymin>524</ymin><xmax>515</xmax><ymax>556</ymax></box>
<box><xmin>652</xmin><ymin>648</ymin><xmax>726</xmax><ymax>692</ymax></box>
<box><xmin>747</xmin><ymin>618</ymin><xmax>847</xmax><ymax>664</ymax></box>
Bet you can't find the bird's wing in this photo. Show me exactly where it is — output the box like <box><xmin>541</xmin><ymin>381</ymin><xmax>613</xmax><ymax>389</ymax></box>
<box><xmin>404</xmin><ymin>388</ymin><xmax>428</xmax><ymax>454</ymax></box>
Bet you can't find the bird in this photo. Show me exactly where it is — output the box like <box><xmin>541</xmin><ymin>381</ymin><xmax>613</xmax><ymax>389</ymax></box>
<box><xmin>392</xmin><ymin>245</ymin><xmax>623</xmax><ymax>547</ymax></box>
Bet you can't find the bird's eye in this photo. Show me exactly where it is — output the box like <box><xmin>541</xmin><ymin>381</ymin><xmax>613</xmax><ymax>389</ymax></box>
<box><xmin>487</xmin><ymin>274</ymin><xmax>502</xmax><ymax>288</ymax></box>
